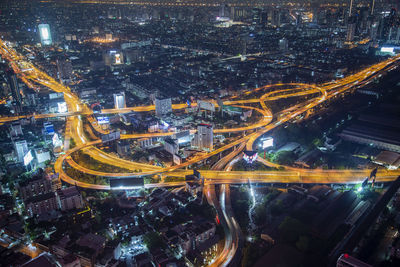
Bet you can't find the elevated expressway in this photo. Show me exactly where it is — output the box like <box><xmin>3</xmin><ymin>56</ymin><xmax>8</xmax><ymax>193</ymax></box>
<box><xmin>1</xmin><ymin>39</ymin><xmax>400</xmax><ymax>189</ymax></box>
<box><xmin>2</xmin><ymin>38</ymin><xmax>400</xmax><ymax>267</ymax></box>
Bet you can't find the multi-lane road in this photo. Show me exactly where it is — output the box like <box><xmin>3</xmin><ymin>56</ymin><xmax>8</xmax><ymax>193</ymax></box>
<box><xmin>1</xmin><ymin>38</ymin><xmax>400</xmax><ymax>189</ymax></box>
<box><xmin>2</xmin><ymin>38</ymin><xmax>400</xmax><ymax>267</ymax></box>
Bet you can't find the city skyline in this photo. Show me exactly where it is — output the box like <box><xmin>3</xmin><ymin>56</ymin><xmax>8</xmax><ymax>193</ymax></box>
<box><xmin>0</xmin><ymin>0</ymin><xmax>399</xmax><ymax>266</ymax></box>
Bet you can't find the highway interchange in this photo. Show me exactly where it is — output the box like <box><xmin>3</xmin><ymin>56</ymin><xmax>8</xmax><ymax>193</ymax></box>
<box><xmin>1</xmin><ymin>38</ymin><xmax>400</xmax><ymax>266</ymax></box>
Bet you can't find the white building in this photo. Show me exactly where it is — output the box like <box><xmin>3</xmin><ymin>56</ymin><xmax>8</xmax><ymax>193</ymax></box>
<box><xmin>155</xmin><ymin>98</ymin><xmax>172</xmax><ymax>117</ymax></box>
<box><xmin>113</xmin><ymin>92</ymin><xmax>126</xmax><ymax>109</ymax></box>
<box><xmin>14</xmin><ymin>140</ymin><xmax>28</xmax><ymax>163</ymax></box>
<box><xmin>192</xmin><ymin>124</ymin><xmax>213</xmax><ymax>151</ymax></box>
<box><xmin>35</xmin><ymin>149</ymin><xmax>51</xmax><ymax>165</ymax></box>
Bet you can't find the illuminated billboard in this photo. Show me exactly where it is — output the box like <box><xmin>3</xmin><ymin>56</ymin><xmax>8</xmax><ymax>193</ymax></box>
<box><xmin>38</xmin><ymin>24</ymin><xmax>52</xmax><ymax>45</ymax></box>
<box><xmin>97</xmin><ymin>117</ymin><xmax>110</xmax><ymax>125</ymax></box>
<box><xmin>24</xmin><ymin>150</ymin><xmax>33</xmax><ymax>166</ymax></box>
<box><xmin>58</xmin><ymin>102</ymin><xmax>68</xmax><ymax>113</ymax></box>
<box><xmin>261</xmin><ymin>137</ymin><xmax>274</xmax><ymax>149</ymax></box>
<box><xmin>381</xmin><ymin>47</ymin><xmax>394</xmax><ymax>53</ymax></box>
<box><xmin>243</xmin><ymin>151</ymin><xmax>258</xmax><ymax>164</ymax></box>
<box><xmin>115</xmin><ymin>53</ymin><xmax>122</xmax><ymax>64</ymax></box>
<box><xmin>198</xmin><ymin>101</ymin><xmax>215</xmax><ymax>112</ymax></box>
<box><xmin>44</xmin><ymin>123</ymin><xmax>55</xmax><ymax>135</ymax></box>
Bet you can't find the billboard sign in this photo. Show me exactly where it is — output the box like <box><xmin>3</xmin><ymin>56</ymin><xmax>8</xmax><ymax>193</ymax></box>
<box><xmin>115</xmin><ymin>53</ymin><xmax>122</xmax><ymax>64</ymax></box>
<box><xmin>243</xmin><ymin>151</ymin><xmax>258</xmax><ymax>164</ymax></box>
<box><xmin>381</xmin><ymin>47</ymin><xmax>394</xmax><ymax>53</ymax></box>
<box><xmin>97</xmin><ymin>117</ymin><xmax>110</xmax><ymax>125</ymax></box>
<box><xmin>261</xmin><ymin>137</ymin><xmax>274</xmax><ymax>149</ymax></box>
<box><xmin>44</xmin><ymin>123</ymin><xmax>55</xmax><ymax>135</ymax></box>
<box><xmin>198</xmin><ymin>101</ymin><xmax>215</xmax><ymax>112</ymax></box>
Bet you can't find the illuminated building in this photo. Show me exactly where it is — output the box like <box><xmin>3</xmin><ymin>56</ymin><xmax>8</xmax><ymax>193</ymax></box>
<box><xmin>192</xmin><ymin>124</ymin><xmax>213</xmax><ymax>151</ymax></box>
<box><xmin>14</xmin><ymin>140</ymin><xmax>28</xmax><ymax>163</ymax></box>
<box><xmin>35</xmin><ymin>149</ymin><xmax>51</xmax><ymax>165</ymax></box>
<box><xmin>113</xmin><ymin>92</ymin><xmax>126</xmax><ymax>109</ymax></box>
<box><xmin>38</xmin><ymin>24</ymin><xmax>52</xmax><ymax>45</ymax></box>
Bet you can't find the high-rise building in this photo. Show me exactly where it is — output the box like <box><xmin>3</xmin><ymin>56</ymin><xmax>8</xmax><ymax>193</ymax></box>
<box><xmin>252</xmin><ymin>8</ymin><xmax>261</xmax><ymax>25</ymax></box>
<box><xmin>296</xmin><ymin>14</ymin><xmax>302</xmax><ymax>26</ymax></box>
<box><xmin>155</xmin><ymin>98</ymin><xmax>172</xmax><ymax>117</ymax></box>
<box><xmin>272</xmin><ymin>9</ymin><xmax>281</xmax><ymax>27</ymax></box>
<box><xmin>279</xmin><ymin>38</ymin><xmax>289</xmax><ymax>52</ymax></box>
<box><xmin>113</xmin><ymin>92</ymin><xmax>126</xmax><ymax>109</ymax></box>
<box><xmin>56</xmin><ymin>58</ymin><xmax>73</xmax><ymax>83</ymax></box>
<box><xmin>7</xmin><ymin>71</ymin><xmax>22</xmax><ymax>113</ymax></box>
<box><xmin>261</xmin><ymin>11</ymin><xmax>268</xmax><ymax>25</ymax></box>
<box><xmin>346</xmin><ymin>16</ymin><xmax>357</xmax><ymax>42</ymax></box>
<box><xmin>14</xmin><ymin>140</ymin><xmax>28</xmax><ymax>163</ymax></box>
<box><xmin>192</xmin><ymin>124</ymin><xmax>213</xmax><ymax>151</ymax></box>
<box><xmin>38</xmin><ymin>24</ymin><xmax>52</xmax><ymax>45</ymax></box>
<box><xmin>370</xmin><ymin>21</ymin><xmax>379</xmax><ymax>41</ymax></box>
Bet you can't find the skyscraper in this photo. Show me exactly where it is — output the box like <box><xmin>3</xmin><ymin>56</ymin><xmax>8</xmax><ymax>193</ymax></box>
<box><xmin>7</xmin><ymin>71</ymin><xmax>22</xmax><ymax>114</ymax></box>
<box><xmin>113</xmin><ymin>92</ymin><xmax>126</xmax><ymax>109</ymax></box>
<box><xmin>38</xmin><ymin>24</ymin><xmax>52</xmax><ymax>45</ymax></box>
<box><xmin>279</xmin><ymin>38</ymin><xmax>289</xmax><ymax>52</ymax></box>
<box><xmin>346</xmin><ymin>16</ymin><xmax>357</xmax><ymax>42</ymax></box>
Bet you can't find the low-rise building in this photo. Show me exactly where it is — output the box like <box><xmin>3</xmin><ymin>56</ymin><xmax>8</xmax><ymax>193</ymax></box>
<box><xmin>18</xmin><ymin>176</ymin><xmax>53</xmax><ymax>200</ymax></box>
<box><xmin>25</xmin><ymin>192</ymin><xmax>58</xmax><ymax>216</ymax></box>
<box><xmin>56</xmin><ymin>187</ymin><xmax>84</xmax><ymax>211</ymax></box>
